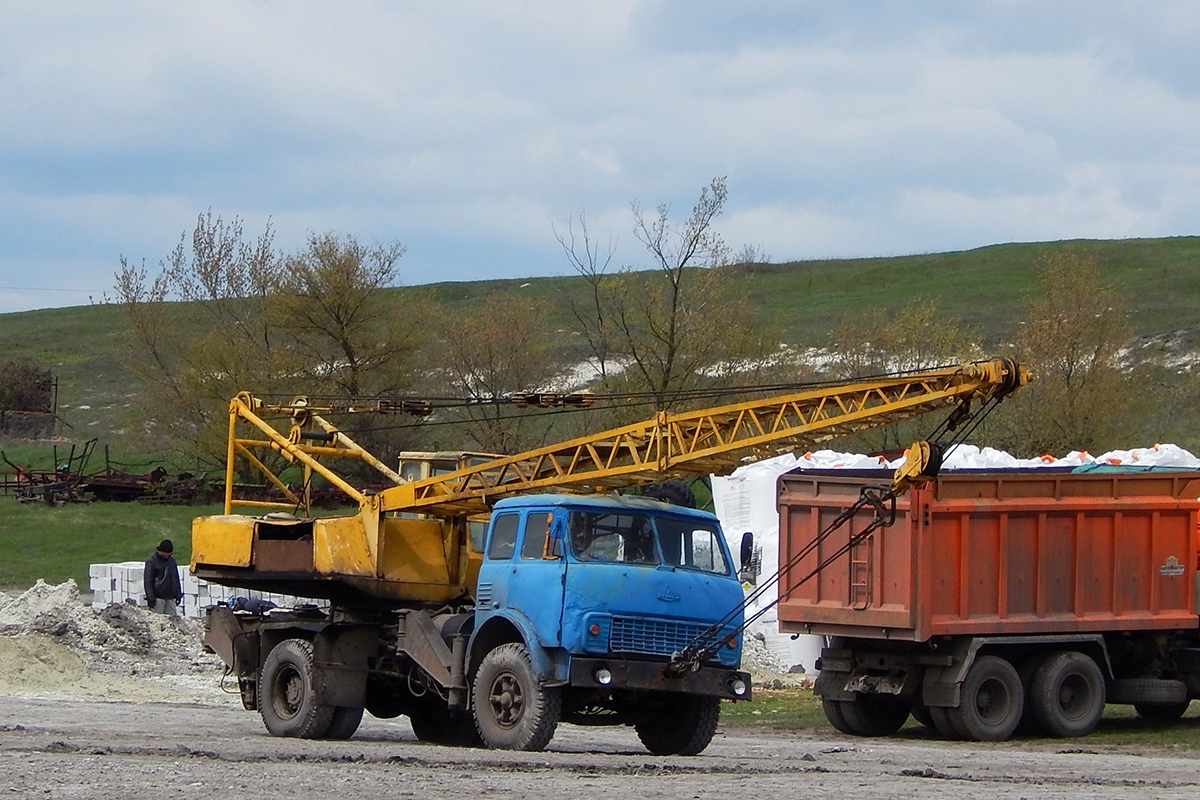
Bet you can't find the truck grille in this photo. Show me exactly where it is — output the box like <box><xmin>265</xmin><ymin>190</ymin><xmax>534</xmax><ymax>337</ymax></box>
<box><xmin>609</xmin><ymin>616</ymin><xmax>716</xmax><ymax>658</ymax></box>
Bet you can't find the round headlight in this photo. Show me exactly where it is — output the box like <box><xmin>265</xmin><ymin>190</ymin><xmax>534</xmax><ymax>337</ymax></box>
<box><xmin>730</xmin><ymin>678</ymin><xmax>748</xmax><ymax>697</ymax></box>
<box><xmin>595</xmin><ymin>666</ymin><xmax>613</xmax><ymax>686</ymax></box>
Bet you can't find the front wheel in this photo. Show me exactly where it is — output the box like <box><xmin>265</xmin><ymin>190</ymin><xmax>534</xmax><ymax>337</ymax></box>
<box><xmin>472</xmin><ymin>643</ymin><xmax>561</xmax><ymax>751</ymax></box>
<box><xmin>948</xmin><ymin>655</ymin><xmax>1022</xmax><ymax>741</ymax></box>
<box><xmin>635</xmin><ymin>695</ymin><xmax>721</xmax><ymax>755</ymax></box>
<box><xmin>258</xmin><ymin>638</ymin><xmax>334</xmax><ymax>738</ymax></box>
<box><xmin>834</xmin><ymin>693</ymin><xmax>911</xmax><ymax>736</ymax></box>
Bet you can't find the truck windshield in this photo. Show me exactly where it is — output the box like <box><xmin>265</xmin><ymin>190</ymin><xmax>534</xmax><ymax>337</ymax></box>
<box><xmin>567</xmin><ymin>511</ymin><xmax>729</xmax><ymax>575</ymax></box>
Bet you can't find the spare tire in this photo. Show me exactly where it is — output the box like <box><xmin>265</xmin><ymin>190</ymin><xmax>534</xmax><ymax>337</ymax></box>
<box><xmin>1107</xmin><ymin>678</ymin><xmax>1188</xmax><ymax>705</ymax></box>
<box><xmin>642</xmin><ymin>480</ymin><xmax>696</xmax><ymax>508</ymax></box>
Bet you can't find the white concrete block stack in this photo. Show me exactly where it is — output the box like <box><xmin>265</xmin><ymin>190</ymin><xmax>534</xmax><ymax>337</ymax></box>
<box><xmin>88</xmin><ymin>561</ymin><xmax>320</xmax><ymax>618</ymax></box>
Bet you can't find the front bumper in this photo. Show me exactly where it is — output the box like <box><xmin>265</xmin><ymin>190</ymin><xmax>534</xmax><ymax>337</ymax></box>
<box><xmin>568</xmin><ymin>656</ymin><xmax>751</xmax><ymax>700</ymax></box>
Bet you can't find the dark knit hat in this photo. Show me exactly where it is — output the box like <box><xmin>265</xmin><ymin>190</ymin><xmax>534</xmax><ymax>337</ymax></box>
<box><xmin>157</xmin><ymin>539</ymin><xmax>174</xmax><ymax>553</ymax></box>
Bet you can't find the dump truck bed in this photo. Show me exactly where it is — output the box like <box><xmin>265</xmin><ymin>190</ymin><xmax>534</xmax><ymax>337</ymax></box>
<box><xmin>776</xmin><ymin>468</ymin><xmax>1200</xmax><ymax>642</ymax></box>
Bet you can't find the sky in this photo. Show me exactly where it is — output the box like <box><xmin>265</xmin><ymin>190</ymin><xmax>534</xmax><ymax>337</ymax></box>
<box><xmin>2</xmin><ymin>1</ymin><xmax>1198</xmax><ymax>314</ymax></box>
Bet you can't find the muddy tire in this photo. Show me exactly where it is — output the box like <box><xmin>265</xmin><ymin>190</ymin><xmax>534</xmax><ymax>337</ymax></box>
<box><xmin>929</xmin><ymin>706</ymin><xmax>962</xmax><ymax>739</ymax></box>
<box><xmin>1015</xmin><ymin>651</ymin><xmax>1049</xmax><ymax>735</ymax></box>
<box><xmin>635</xmin><ymin>695</ymin><xmax>721</xmax><ymax>756</ymax></box>
<box><xmin>258</xmin><ymin>638</ymin><xmax>334</xmax><ymax>739</ymax></box>
<box><xmin>472</xmin><ymin>643</ymin><xmax>561</xmax><ymax>751</ymax></box>
<box><xmin>324</xmin><ymin>705</ymin><xmax>364</xmax><ymax>740</ymax></box>
<box><xmin>948</xmin><ymin>655</ymin><xmax>1023</xmax><ymax>741</ymax></box>
<box><xmin>1030</xmin><ymin>651</ymin><xmax>1105</xmax><ymax>738</ymax></box>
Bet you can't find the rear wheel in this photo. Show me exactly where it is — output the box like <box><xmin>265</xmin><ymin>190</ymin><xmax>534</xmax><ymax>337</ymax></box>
<box><xmin>472</xmin><ymin>643</ymin><xmax>561</xmax><ymax>751</ymax></box>
<box><xmin>409</xmin><ymin>696</ymin><xmax>483</xmax><ymax>747</ymax></box>
<box><xmin>258</xmin><ymin>639</ymin><xmax>334</xmax><ymax>739</ymax></box>
<box><xmin>948</xmin><ymin>655</ymin><xmax>1022</xmax><ymax>741</ymax></box>
<box><xmin>634</xmin><ymin>695</ymin><xmax>721</xmax><ymax>755</ymax></box>
<box><xmin>909</xmin><ymin>703</ymin><xmax>935</xmax><ymax>729</ymax></box>
<box><xmin>1108</xmin><ymin>678</ymin><xmax>1188</xmax><ymax>706</ymax></box>
<box><xmin>324</xmin><ymin>705</ymin><xmax>364</xmax><ymax>740</ymax></box>
<box><xmin>928</xmin><ymin>706</ymin><xmax>962</xmax><ymax>739</ymax></box>
<box><xmin>821</xmin><ymin>697</ymin><xmax>855</xmax><ymax>734</ymax></box>
<box><xmin>1030</xmin><ymin>651</ymin><xmax>1105</xmax><ymax>738</ymax></box>
<box><xmin>1015</xmin><ymin>652</ymin><xmax>1049</xmax><ymax>735</ymax></box>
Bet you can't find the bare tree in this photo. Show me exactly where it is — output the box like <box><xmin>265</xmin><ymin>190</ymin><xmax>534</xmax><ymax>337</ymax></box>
<box><xmin>113</xmin><ymin>212</ymin><xmax>285</xmax><ymax>462</ymax></box>
<box><xmin>554</xmin><ymin>213</ymin><xmax>618</xmax><ymax>383</ymax></box>
<box><xmin>558</xmin><ymin>178</ymin><xmax>777</xmax><ymax>419</ymax></box>
<box><xmin>435</xmin><ymin>295</ymin><xmax>564</xmax><ymax>453</ymax></box>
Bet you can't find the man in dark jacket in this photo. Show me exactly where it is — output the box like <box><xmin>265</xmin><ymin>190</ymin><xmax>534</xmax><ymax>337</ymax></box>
<box><xmin>144</xmin><ymin>539</ymin><xmax>183</xmax><ymax>616</ymax></box>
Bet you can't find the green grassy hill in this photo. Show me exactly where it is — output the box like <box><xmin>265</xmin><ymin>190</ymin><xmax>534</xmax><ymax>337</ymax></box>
<box><xmin>1</xmin><ymin>236</ymin><xmax>1197</xmax><ymax>462</ymax></box>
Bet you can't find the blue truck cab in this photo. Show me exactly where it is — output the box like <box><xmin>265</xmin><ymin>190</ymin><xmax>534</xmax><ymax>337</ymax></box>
<box><xmin>466</xmin><ymin>492</ymin><xmax>751</xmax><ymax>753</ymax></box>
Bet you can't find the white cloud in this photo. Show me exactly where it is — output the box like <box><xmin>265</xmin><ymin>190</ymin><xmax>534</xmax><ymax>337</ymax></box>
<box><xmin>1</xmin><ymin>1</ymin><xmax>1199</xmax><ymax>313</ymax></box>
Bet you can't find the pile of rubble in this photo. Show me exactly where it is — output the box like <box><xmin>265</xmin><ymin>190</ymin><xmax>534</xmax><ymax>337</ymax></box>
<box><xmin>740</xmin><ymin>633</ymin><xmax>812</xmax><ymax>689</ymax></box>
<box><xmin>0</xmin><ymin>579</ymin><xmax>231</xmax><ymax>703</ymax></box>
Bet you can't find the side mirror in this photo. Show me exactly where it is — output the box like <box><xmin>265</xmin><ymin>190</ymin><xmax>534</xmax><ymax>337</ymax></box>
<box><xmin>738</xmin><ymin>531</ymin><xmax>759</xmax><ymax>585</ymax></box>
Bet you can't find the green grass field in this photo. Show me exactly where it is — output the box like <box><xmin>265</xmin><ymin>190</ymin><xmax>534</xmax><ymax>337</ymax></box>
<box><xmin>0</xmin><ymin>499</ymin><xmax>219</xmax><ymax>590</ymax></box>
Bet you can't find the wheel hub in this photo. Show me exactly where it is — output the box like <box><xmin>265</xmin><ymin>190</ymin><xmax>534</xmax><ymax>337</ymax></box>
<box><xmin>489</xmin><ymin>672</ymin><xmax>525</xmax><ymax>728</ymax></box>
<box><xmin>274</xmin><ymin>667</ymin><xmax>304</xmax><ymax>719</ymax></box>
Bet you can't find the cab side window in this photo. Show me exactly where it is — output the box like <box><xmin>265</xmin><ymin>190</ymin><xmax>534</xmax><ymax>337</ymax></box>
<box><xmin>488</xmin><ymin>513</ymin><xmax>519</xmax><ymax>560</ymax></box>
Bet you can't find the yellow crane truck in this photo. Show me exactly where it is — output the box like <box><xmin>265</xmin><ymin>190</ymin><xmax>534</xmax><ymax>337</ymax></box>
<box><xmin>191</xmin><ymin>358</ymin><xmax>1029</xmax><ymax>752</ymax></box>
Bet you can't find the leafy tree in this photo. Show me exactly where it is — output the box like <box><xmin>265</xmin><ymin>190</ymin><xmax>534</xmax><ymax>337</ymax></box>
<box><xmin>1000</xmin><ymin>248</ymin><xmax>1134</xmax><ymax>455</ymax></box>
<box><xmin>272</xmin><ymin>233</ymin><xmax>416</xmax><ymax>397</ymax></box>
<box><xmin>0</xmin><ymin>360</ymin><xmax>52</xmax><ymax>412</ymax></box>
<box><xmin>828</xmin><ymin>298</ymin><xmax>980</xmax><ymax>379</ymax></box>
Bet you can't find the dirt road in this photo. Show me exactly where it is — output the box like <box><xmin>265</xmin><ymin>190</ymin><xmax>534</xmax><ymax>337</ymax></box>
<box><xmin>3</xmin><ymin>694</ymin><xmax>1200</xmax><ymax>799</ymax></box>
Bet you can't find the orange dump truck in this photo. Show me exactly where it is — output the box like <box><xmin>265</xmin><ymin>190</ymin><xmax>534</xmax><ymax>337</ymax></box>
<box><xmin>776</xmin><ymin>467</ymin><xmax>1200</xmax><ymax>741</ymax></box>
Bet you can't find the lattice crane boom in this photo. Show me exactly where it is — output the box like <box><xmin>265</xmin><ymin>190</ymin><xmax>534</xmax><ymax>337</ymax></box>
<box><xmin>223</xmin><ymin>357</ymin><xmax>1029</xmax><ymax>519</ymax></box>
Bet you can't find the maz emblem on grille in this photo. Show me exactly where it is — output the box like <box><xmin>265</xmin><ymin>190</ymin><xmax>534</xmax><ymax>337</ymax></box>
<box><xmin>657</xmin><ymin>589</ymin><xmax>681</xmax><ymax>602</ymax></box>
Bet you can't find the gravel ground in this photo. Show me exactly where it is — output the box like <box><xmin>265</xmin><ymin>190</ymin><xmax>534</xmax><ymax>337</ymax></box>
<box><xmin>3</xmin><ymin>581</ymin><xmax>1200</xmax><ymax>798</ymax></box>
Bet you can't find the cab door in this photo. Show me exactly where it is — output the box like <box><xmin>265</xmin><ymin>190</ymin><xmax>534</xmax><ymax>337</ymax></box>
<box><xmin>480</xmin><ymin>509</ymin><xmax>567</xmax><ymax>647</ymax></box>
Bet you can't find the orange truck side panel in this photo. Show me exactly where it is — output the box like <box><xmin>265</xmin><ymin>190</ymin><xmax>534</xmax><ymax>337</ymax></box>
<box><xmin>777</xmin><ymin>470</ymin><xmax>1200</xmax><ymax>642</ymax></box>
